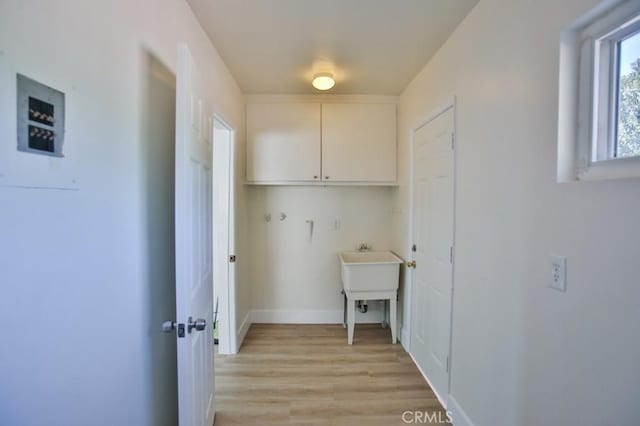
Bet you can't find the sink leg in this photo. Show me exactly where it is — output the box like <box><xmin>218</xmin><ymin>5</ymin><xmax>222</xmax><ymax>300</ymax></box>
<box><xmin>343</xmin><ymin>291</ymin><xmax>347</xmax><ymax>328</ymax></box>
<box><xmin>382</xmin><ymin>298</ymin><xmax>388</xmax><ymax>328</ymax></box>
<box><xmin>390</xmin><ymin>296</ymin><xmax>397</xmax><ymax>344</ymax></box>
<box><xmin>347</xmin><ymin>297</ymin><xmax>355</xmax><ymax>345</ymax></box>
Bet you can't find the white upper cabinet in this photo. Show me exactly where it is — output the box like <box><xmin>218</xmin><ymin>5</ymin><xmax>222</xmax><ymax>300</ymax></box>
<box><xmin>245</xmin><ymin>100</ymin><xmax>397</xmax><ymax>185</ymax></box>
<box><xmin>321</xmin><ymin>103</ymin><xmax>396</xmax><ymax>183</ymax></box>
<box><xmin>246</xmin><ymin>103</ymin><xmax>321</xmax><ymax>182</ymax></box>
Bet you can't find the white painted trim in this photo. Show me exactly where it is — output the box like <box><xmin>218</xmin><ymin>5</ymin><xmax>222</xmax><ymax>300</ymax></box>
<box><xmin>235</xmin><ymin>311</ymin><xmax>251</xmax><ymax>352</ymax></box>
<box><xmin>244</xmin><ymin>180</ymin><xmax>398</xmax><ymax>187</ymax></box>
<box><xmin>253</xmin><ymin>309</ymin><xmax>341</xmax><ymax>323</ymax></box>
<box><xmin>448</xmin><ymin>395</ymin><xmax>474</xmax><ymax>426</ymax></box>
<box><xmin>558</xmin><ymin>0</ymin><xmax>640</xmax><ymax>182</ymax></box>
<box><xmin>251</xmin><ymin>309</ymin><xmax>385</xmax><ymax>324</ymax></box>
<box><xmin>449</xmin><ymin>98</ymin><xmax>459</xmax><ymax>395</ymax></box>
<box><xmin>408</xmin><ymin>352</ymin><xmax>448</xmax><ymax>409</ymax></box>
<box><xmin>211</xmin><ymin>109</ymin><xmax>239</xmax><ymax>138</ymax></box>
<box><xmin>226</xmin><ymin>119</ymin><xmax>238</xmax><ymax>355</ymax></box>
<box><xmin>407</xmin><ymin>96</ymin><xmax>458</xmax><ymax>397</ymax></box>
<box><xmin>246</xmin><ymin>94</ymin><xmax>399</xmax><ymax>104</ymax></box>
<box><xmin>413</xmin><ymin>97</ymin><xmax>458</xmax><ymax>133</ymax></box>
<box><xmin>578</xmin><ymin>156</ymin><xmax>640</xmax><ymax>181</ymax></box>
<box><xmin>212</xmin><ymin>116</ymin><xmax>237</xmax><ymax>355</ymax></box>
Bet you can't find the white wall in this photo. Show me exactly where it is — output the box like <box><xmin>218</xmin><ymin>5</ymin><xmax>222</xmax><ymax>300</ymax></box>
<box><xmin>0</xmin><ymin>1</ymin><xmax>245</xmax><ymax>425</ymax></box>
<box><xmin>394</xmin><ymin>0</ymin><xmax>640</xmax><ymax>425</ymax></box>
<box><xmin>249</xmin><ymin>186</ymin><xmax>395</xmax><ymax>323</ymax></box>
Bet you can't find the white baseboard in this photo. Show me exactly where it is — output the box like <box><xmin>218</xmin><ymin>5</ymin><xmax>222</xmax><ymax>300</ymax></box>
<box><xmin>400</xmin><ymin>325</ymin><xmax>410</xmax><ymax>351</ymax></box>
<box><xmin>408</xmin><ymin>352</ymin><xmax>448</xmax><ymax>409</ymax></box>
<box><xmin>251</xmin><ymin>307</ymin><xmax>384</xmax><ymax>324</ymax></box>
<box><xmin>448</xmin><ymin>395</ymin><xmax>474</xmax><ymax>426</ymax></box>
<box><xmin>252</xmin><ymin>309</ymin><xmax>342</xmax><ymax>323</ymax></box>
<box><xmin>236</xmin><ymin>311</ymin><xmax>251</xmax><ymax>352</ymax></box>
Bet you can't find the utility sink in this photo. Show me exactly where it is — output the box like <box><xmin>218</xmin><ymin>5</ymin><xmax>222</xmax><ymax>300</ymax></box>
<box><xmin>339</xmin><ymin>250</ymin><xmax>403</xmax><ymax>344</ymax></box>
<box><xmin>339</xmin><ymin>251</ymin><xmax>403</xmax><ymax>292</ymax></box>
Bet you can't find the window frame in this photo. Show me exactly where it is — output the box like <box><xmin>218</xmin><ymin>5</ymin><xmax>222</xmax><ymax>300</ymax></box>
<box><xmin>571</xmin><ymin>0</ymin><xmax>640</xmax><ymax>181</ymax></box>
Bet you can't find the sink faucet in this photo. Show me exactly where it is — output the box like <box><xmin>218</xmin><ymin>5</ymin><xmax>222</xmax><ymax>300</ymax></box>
<box><xmin>357</xmin><ymin>243</ymin><xmax>371</xmax><ymax>252</ymax></box>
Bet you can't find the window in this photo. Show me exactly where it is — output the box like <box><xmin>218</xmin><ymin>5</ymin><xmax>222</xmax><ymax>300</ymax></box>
<box><xmin>616</xmin><ymin>31</ymin><xmax>640</xmax><ymax>158</ymax></box>
<box><xmin>558</xmin><ymin>0</ymin><xmax>640</xmax><ymax>181</ymax></box>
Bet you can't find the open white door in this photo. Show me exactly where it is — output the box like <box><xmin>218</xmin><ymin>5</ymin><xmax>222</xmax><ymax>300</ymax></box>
<box><xmin>410</xmin><ymin>106</ymin><xmax>455</xmax><ymax>405</ymax></box>
<box><xmin>174</xmin><ymin>44</ymin><xmax>215</xmax><ymax>426</ymax></box>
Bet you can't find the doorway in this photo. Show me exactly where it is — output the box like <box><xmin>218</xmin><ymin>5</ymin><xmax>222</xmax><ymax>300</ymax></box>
<box><xmin>409</xmin><ymin>103</ymin><xmax>456</xmax><ymax>407</ymax></box>
<box><xmin>212</xmin><ymin>117</ymin><xmax>236</xmax><ymax>355</ymax></box>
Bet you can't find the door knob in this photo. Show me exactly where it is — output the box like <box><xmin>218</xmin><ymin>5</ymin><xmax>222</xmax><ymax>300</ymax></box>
<box><xmin>163</xmin><ymin>320</ymin><xmax>185</xmax><ymax>337</ymax></box>
<box><xmin>406</xmin><ymin>260</ymin><xmax>417</xmax><ymax>268</ymax></box>
<box><xmin>162</xmin><ymin>321</ymin><xmax>176</xmax><ymax>332</ymax></box>
<box><xmin>187</xmin><ymin>316</ymin><xmax>206</xmax><ymax>333</ymax></box>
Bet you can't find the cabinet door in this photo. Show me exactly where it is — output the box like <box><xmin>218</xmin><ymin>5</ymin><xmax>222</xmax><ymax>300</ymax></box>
<box><xmin>246</xmin><ymin>103</ymin><xmax>321</xmax><ymax>182</ymax></box>
<box><xmin>321</xmin><ymin>103</ymin><xmax>396</xmax><ymax>182</ymax></box>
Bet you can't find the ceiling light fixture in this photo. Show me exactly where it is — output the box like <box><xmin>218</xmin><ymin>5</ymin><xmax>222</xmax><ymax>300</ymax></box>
<box><xmin>312</xmin><ymin>72</ymin><xmax>335</xmax><ymax>90</ymax></box>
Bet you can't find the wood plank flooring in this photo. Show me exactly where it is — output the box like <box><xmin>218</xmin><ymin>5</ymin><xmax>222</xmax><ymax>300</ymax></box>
<box><xmin>214</xmin><ymin>324</ymin><xmax>449</xmax><ymax>425</ymax></box>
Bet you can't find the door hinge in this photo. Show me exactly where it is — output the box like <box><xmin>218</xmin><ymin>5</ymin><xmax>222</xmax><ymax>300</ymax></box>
<box><xmin>412</xmin><ymin>244</ymin><xmax>417</xmax><ymax>252</ymax></box>
<box><xmin>229</xmin><ymin>255</ymin><xmax>236</xmax><ymax>263</ymax></box>
<box><xmin>449</xmin><ymin>246</ymin><xmax>453</xmax><ymax>264</ymax></box>
<box><xmin>446</xmin><ymin>356</ymin><xmax>450</xmax><ymax>372</ymax></box>
<box><xmin>451</xmin><ymin>133</ymin><xmax>455</xmax><ymax>150</ymax></box>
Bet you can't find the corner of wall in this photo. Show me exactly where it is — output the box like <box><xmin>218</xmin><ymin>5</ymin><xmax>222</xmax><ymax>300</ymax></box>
<box><xmin>235</xmin><ymin>310</ymin><xmax>251</xmax><ymax>353</ymax></box>
<box><xmin>400</xmin><ymin>324</ymin><xmax>410</xmax><ymax>352</ymax></box>
<box><xmin>448</xmin><ymin>394</ymin><xmax>474</xmax><ymax>426</ymax></box>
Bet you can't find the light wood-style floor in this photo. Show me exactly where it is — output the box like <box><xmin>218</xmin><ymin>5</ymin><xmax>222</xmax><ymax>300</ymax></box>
<box><xmin>214</xmin><ymin>324</ymin><xmax>448</xmax><ymax>425</ymax></box>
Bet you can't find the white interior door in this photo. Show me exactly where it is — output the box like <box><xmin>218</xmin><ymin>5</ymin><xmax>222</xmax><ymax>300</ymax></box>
<box><xmin>175</xmin><ymin>44</ymin><xmax>215</xmax><ymax>426</ymax></box>
<box><xmin>410</xmin><ymin>107</ymin><xmax>455</xmax><ymax>405</ymax></box>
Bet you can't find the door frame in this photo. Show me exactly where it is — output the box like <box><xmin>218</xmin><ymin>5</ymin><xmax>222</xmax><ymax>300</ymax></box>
<box><xmin>407</xmin><ymin>96</ymin><xmax>458</xmax><ymax>405</ymax></box>
<box><xmin>212</xmin><ymin>114</ymin><xmax>237</xmax><ymax>355</ymax></box>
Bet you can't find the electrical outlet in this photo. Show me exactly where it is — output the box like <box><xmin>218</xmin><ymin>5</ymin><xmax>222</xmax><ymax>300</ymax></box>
<box><xmin>550</xmin><ymin>255</ymin><xmax>567</xmax><ymax>292</ymax></box>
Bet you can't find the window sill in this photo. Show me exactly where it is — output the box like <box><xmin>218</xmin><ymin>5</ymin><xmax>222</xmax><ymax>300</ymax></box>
<box><xmin>576</xmin><ymin>156</ymin><xmax>640</xmax><ymax>181</ymax></box>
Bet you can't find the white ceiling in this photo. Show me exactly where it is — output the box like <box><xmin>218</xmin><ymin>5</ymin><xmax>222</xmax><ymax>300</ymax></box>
<box><xmin>187</xmin><ymin>0</ymin><xmax>479</xmax><ymax>95</ymax></box>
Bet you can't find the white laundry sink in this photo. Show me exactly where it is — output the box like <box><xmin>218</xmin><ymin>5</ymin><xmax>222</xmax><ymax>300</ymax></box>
<box><xmin>339</xmin><ymin>251</ymin><xmax>403</xmax><ymax>292</ymax></box>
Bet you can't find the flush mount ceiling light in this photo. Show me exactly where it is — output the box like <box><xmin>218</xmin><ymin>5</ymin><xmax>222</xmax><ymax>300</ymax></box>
<box><xmin>312</xmin><ymin>72</ymin><xmax>335</xmax><ymax>90</ymax></box>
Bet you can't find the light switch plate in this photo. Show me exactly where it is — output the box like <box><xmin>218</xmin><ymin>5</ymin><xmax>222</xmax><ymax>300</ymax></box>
<box><xmin>550</xmin><ymin>255</ymin><xmax>567</xmax><ymax>292</ymax></box>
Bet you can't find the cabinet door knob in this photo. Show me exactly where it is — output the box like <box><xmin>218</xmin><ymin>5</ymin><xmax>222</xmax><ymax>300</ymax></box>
<box><xmin>325</xmin><ymin>176</ymin><xmax>330</xmax><ymax>179</ymax></box>
<box><xmin>314</xmin><ymin>175</ymin><xmax>318</xmax><ymax>179</ymax></box>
